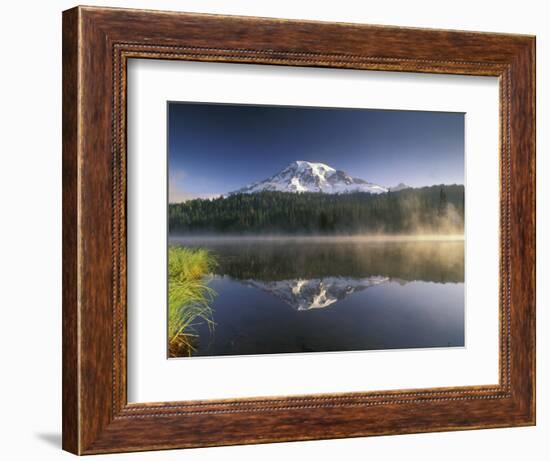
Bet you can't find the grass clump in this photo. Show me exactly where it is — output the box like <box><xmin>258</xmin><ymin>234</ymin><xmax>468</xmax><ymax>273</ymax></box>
<box><xmin>168</xmin><ymin>246</ymin><xmax>217</xmax><ymax>357</ymax></box>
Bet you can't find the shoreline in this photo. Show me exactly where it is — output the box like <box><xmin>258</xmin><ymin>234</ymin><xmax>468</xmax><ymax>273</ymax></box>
<box><xmin>169</xmin><ymin>234</ymin><xmax>465</xmax><ymax>244</ymax></box>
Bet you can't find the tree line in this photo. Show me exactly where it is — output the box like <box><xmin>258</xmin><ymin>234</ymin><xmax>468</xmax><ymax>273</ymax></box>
<box><xmin>169</xmin><ymin>185</ymin><xmax>465</xmax><ymax>235</ymax></box>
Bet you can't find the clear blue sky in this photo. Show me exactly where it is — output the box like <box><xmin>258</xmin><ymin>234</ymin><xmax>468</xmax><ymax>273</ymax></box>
<box><xmin>168</xmin><ymin>102</ymin><xmax>464</xmax><ymax>202</ymax></box>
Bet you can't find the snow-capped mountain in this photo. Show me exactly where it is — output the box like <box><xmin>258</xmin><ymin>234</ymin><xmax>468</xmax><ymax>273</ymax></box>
<box><xmin>244</xmin><ymin>276</ymin><xmax>390</xmax><ymax>311</ymax></box>
<box><xmin>232</xmin><ymin>160</ymin><xmax>388</xmax><ymax>195</ymax></box>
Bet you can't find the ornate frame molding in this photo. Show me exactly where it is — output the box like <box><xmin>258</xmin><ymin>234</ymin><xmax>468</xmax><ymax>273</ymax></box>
<box><xmin>63</xmin><ymin>6</ymin><xmax>535</xmax><ymax>454</ymax></box>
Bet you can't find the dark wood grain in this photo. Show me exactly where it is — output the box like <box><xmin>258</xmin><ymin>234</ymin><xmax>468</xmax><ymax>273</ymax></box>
<box><xmin>62</xmin><ymin>7</ymin><xmax>79</xmax><ymax>454</ymax></box>
<box><xmin>62</xmin><ymin>5</ymin><xmax>536</xmax><ymax>455</ymax></box>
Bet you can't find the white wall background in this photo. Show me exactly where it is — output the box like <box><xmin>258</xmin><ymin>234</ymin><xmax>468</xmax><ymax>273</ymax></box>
<box><xmin>0</xmin><ymin>1</ymin><xmax>545</xmax><ymax>459</ymax></box>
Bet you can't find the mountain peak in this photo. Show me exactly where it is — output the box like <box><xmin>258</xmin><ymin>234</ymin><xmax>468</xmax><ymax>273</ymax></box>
<box><xmin>291</xmin><ymin>160</ymin><xmax>334</xmax><ymax>170</ymax></box>
<box><xmin>232</xmin><ymin>161</ymin><xmax>388</xmax><ymax>195</ymax></box>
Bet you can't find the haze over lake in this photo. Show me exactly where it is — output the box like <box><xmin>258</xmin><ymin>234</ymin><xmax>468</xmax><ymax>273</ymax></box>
<box><xmin>169</xmin><ymin>236</ymin><xmax>464</xmax><ymax>357</ymax></box>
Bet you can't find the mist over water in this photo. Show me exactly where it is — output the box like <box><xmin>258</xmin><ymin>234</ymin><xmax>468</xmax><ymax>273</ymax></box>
<box><xmin>170</xmin><ymin>235</ymin><xmax>465</xmax><ymax>357</ymax></box>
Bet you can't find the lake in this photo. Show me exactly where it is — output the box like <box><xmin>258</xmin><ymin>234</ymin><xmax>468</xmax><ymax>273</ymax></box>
<box><xmin>169</xmin><ymin>236</ymin><xmax>465</xmax><ymax>357</ymax></box>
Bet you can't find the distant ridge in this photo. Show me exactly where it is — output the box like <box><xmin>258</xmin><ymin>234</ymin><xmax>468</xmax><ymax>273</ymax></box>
<box><xmin>389</xmin><ymin>182</ymin><xmax>412</xmax><ymax>192</ymax></box>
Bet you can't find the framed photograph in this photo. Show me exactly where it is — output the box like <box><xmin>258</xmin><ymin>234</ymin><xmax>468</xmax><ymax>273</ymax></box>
<box><xmin>62</xmin><ymin>6</ymin><xmax>535</xmax><ymax>454</ymax></box>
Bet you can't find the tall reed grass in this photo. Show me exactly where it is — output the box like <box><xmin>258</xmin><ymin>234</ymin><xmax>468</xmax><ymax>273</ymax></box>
<box><xmin>168</xmin><ymin>246</ymin><xmax>217</xmax><ymax>357</ymax></box>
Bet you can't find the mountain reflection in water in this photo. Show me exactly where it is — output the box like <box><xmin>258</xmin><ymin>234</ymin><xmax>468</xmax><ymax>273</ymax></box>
<box><xmin>169</xmin><ymin>237</ymin><xmax>465</xmax><ymax>357</ymax></box>
<box><xmin>245</xmin><ymin>276</ymin><xmax>389</xmax><ymax>311</ymax></box>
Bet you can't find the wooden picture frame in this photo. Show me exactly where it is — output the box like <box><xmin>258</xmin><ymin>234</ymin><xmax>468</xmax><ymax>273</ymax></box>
<box><xmin>62</xmin><ymin>5</ymin><xmax>535</xmax><ymax>455</ymax></box>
